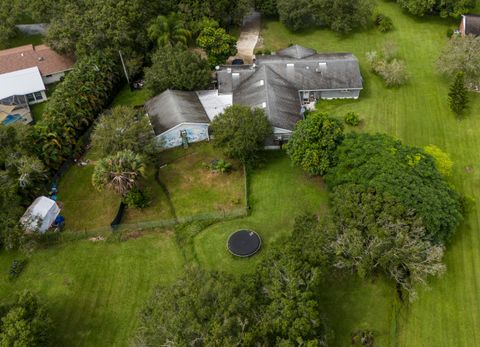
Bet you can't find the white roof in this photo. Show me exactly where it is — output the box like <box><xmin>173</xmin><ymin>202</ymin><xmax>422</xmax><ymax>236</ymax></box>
<box><xmin>196</xmin><ymin>90</ymin><xmax>233</xmax><ymax>121</ymax></box>
<box><xmin>0</xmin><ymin>67</ymin><xmax>45</xmax><ymax>100</ymax></box>
<box><xmin>20</xmin><ymin>196</ymin><xmax>60</xmax><ymax>233</ymax></box>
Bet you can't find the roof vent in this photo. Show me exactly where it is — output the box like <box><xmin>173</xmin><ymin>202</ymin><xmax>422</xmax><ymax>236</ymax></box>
<box><xmin>227</xmin><ymin>68</ymin><xmax>232</xmax><ymax>73</ymax></box>
<box><xmin>38</xmin><ymin>57</ymin><xmax>45</xmax><ymax>62</ymax></box>
<box><xmin>316</xmin><ymin>62</ymin><xmax>327</xmax><ymax>73</ymax></box>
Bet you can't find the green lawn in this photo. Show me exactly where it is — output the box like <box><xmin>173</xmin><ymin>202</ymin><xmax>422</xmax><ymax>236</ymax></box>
<box><xmin>159</xmin><ymin>142</ymin><xmax>246</xmax><ymax>219</ymax></box>
<box><xmin>111</xmin><ymin>84</ymin><xmax>149</xmax><ymax>108</ymax></box>
<box><xmin>194</xmin><ymin>151</ymin><xmax>329</xmax><ymax>273</ymax></box>
<box><xmin>58</xmin><ymin>142</ymin><xmax>245</xmax><ymax>232</ymax></box>
<box><xmin>261</xmin><ymin>1</ymin><xmax>480</xmax><ymax>346</ymax></box>
<box><xmin>1</xmin><ymin>146</ymin><xmax>342</xmax><ymax>346</ymax></box>
<box><xmin>0</xmin><ymin>233</ymin><xmax>184</xmax><ymax>347</ymax></box>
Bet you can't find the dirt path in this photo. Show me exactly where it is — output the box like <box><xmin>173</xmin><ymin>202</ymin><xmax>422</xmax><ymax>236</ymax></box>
<box><xmin>229</xmin><ymin>11</ymin><xmax>261</xmax><ymax>64</ymax></box>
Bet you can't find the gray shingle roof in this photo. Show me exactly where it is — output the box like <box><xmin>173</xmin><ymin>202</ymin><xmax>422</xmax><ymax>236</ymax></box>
<box><xmin>233</xmin><ymin>66</ymin><xmax>303</xmax><ymax>130</ymax></box>
<box><xmin>217</xmin><ymin>65</ymin><xmax>256</xmax><ymax>94</ymax></box>
<box><xmin>465</xmin><ymin>15</ymin><xmax>480</xmax><ymax>36</ymax></box>
<box><xmin>276</xmin><ymin>45</ymin><xmax>317</xmax><ymax>59</ymax></box>
<box><xmin>256</xmin><ymin>53</ymin><xmax>363</xmax><ymax>90</ymax></box>
<box><xmin>145</xmin><ymin>90</ymin><xmax>210</xmax><ymax>135</ymax></box>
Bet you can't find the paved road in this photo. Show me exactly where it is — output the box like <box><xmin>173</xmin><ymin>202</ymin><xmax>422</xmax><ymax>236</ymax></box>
<box><xmin>229</xmin><ymin>11</ymin><xmax>261</xmax><ymax>64</ymax></box>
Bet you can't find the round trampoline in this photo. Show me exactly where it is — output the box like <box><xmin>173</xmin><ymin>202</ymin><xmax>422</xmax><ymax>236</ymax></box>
<box><xmin>227</xmin><ymin>230</ymin><xmax>262</xmax><ymax>257</ymax></box>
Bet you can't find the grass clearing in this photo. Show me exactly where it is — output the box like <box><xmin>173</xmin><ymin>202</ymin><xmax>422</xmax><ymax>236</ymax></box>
<box><xmin>159</xmin><ymin>142</ymin><xmax>246</xmax><ymax>219</ymax></box>
<box><xmin>111</xmin><ymin>84</ymin><xmax>149</xmax><ymax>108</ymax></box>
<box><xmin>0</xmin><ymin>233</ymin><xmax>184</xmax><ymax>347</ymax></box>
<box><xmin>58</xmin><ymin>142</ymin><xmax>245</xmax><ymax>232</ymax></box>
<box><xmin>261</xmin><ymin>1</ymin><xmax>480</xmax><ymax>346</ymax></box>
<box><xmin>193</xmin><ymin>151</ymin><xmax>329</xmax><ymax>273</ymax></box>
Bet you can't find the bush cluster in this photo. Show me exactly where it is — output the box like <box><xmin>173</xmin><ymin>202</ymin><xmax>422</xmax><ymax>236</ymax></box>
<box><xmin>366</xmin><ymin>42</ymin><xmax>408</xmax><ymax>87</ymax></box>
<box><xmin>344</xmin><ymin>112</ymin><xmax>361</xmax><ymax>126</ymax></box>
<box><xmin>123</xmin><ymin>188</ymin><xmax>150</xmax><ymax>209</ymax></box>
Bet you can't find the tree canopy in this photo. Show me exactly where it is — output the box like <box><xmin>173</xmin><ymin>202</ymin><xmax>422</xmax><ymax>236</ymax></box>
<box><xmin>397</xmin><ymin>0</ymin><xmax>476</xmax><ymax>17</ymax></box>
<box><xmin>329</xmin><ymin>184</ymin><xmax>446</xmax><ymax>298</ymax></box>
<box><xmin>286</xmin><ymin>112</ymin><xmax>344</xmax><ymax>176</ymax></box>
<box><xmin>0</xmin><ymin>291</ymin><xmax>52</xmax><ymax>347</ymax></box>
<box><xmin>144</xmin><ymin>44</ymin><xmax>211</xmax><ymax>96</ymax></box>
<box><xmin>438</xmin><ymin>35</ymin><xmax>480</xmax><ymax>88</ymax></box>
<box><xmin>91</xmin><ymin>106</ymin><xmax>155</xmax><ymax>157</ymax></box>
<box><xmin>136</xmin><ymin>268</ymin><xmax>258</xmax><ymax>346</ymax></box>
<box><xmin>210</xmin><ymin>105</ymin><xmax>272</xmax><ymax>165</ymax></box>
<box><xmin>197</xmin><ymin>26</ymin><xmax>237</xmax><ymax>67</ymax></box>
<box><xmin>260</xmin><ymin>0</ymin><xmax>375</xmax><ymax>33</ymax></box>
<box><xmin>325</xmin><ymin>133</ymin><xmax>463</xmax><ymax>243</ymax></box>
<box><xmin>92</xmin><ymin>150</ymin><xmax>146</xmax><ymax>196</ymax></box>
<box><xmin>147</xmin><ymin>13</ymin><xmax>191</xmax><ymax>47</ymax></box>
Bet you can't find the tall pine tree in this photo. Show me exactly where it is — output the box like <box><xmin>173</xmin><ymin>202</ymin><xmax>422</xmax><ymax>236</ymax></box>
<box><xmin>448</xmin><ymin>72</ymin><xmax>469</xmax><ymax>117</ymax></box>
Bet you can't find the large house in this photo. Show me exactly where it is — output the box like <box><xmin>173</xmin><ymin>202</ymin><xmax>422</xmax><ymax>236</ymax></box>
<box><xmin>146</xmin><ymin>45</ymin><xmax>363</xmax><ymax>149</ymax></box>
<box><xmin>460</xmin><ymin>14</ymin><xmax>480</xmax><ymax>37</ymax></box>
<box><xmin>0</xmin><ymin>44</ymin><xmax>74</xmax><ymax>104</ymax></box>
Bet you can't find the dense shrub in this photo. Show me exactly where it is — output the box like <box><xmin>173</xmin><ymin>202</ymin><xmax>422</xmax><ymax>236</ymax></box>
<box><xmin>367</xmin><ymin>43</ymin><xmax>409</xmax><ymax>87</ymax></box>
<box><xmin>375</xmin><ymin>13</ymin><xmax>394</xmax><ymax>32</ymax></box>
<box><xmin>33</xmin><ymin>53</ymin><xmax>121</xmax><ymax>170</ymax></box>
<box><xmin>344</xmin><ymin>112</ymin><xmax>361</xmax><ymax>126</ymax></box>
<box><xmin>326</xmin><ymin>133</ymin><xmax>463</xmax><ymax>243</ymax></box>
<box><xmin>123</xmin><ymin>188</ymin><xmax>150</xmax><ymax>209</ymax></box>
<box><xmin>286</xmin><ymin>112</ymin><xmax>344</xmax><ymax>176</ymax></box>
<box><xmin>206</xmin><ymin>159</ymin><xmax>233</xmax><ymax>173</ymax></box>
<box><xmin>8</xmin><ymin>260</ymin><xmax>26</xmax><ymax>280</ymax></box>
<box><xmin>424</xmin><ymin>145</ymin><xmax>453</xmax><ymax>177</ymax></box>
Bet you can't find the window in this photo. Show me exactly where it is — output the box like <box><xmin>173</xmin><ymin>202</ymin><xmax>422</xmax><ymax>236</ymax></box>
<box><xmin>34</xmin><ymin>92</ymin><xmax>43</xmax><ymax>100</ymax></box>
<box><xmin>26</xmin><ymin>93</ymin><xmax>35</xmax><ymax>103</ymax></box>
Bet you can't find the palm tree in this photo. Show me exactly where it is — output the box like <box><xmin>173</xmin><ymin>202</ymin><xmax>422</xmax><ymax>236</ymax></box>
<box><xmin>92</xmin><ymin>150</ymin><xmax>145</xmax><ymax>196</ymax></box>
<box><xmin>147</xmin><ymin>13</ymin><xmax>191</xmax><ymax>47</ymax></box>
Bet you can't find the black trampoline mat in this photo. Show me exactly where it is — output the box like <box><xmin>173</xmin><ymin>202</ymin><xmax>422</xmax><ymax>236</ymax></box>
<box><xmin>227</xmin><ymin>230</ymin><xmax>261</xmax><ymax>257</ymax></box>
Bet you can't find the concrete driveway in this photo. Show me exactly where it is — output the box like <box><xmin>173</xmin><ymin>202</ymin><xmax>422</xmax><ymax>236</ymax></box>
<box><xmin>229</xmin><ymin>11</ymin><xmax>261</xmax><ymax>64</ymax></box>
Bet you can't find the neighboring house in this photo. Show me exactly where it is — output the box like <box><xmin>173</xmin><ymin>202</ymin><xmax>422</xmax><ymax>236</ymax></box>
<box><xmin>460</xmin><ymin>14</ymin><xmax>480</xmax><ymax>37</ymax></box>
<box><xmin>0</xmin><ymin>67</ymin><xmax>46</xmax><ymax>105</ymax></box>
<box><xmin>146</xmin><ymin>45</ymin><xmax>363</xmax><ymax>149</ymax></box>
<box><xmin>145</xmin><ymin>90</ymin><xmax>211</xmax><ymax>148</ymax></box>
<box><xmin>0</xmin><ymin>44</ymin><xmax>74</xmax><ymax>105</ymax></box>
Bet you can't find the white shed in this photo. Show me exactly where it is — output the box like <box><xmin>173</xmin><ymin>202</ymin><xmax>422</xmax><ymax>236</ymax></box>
<box><xmin>20</xmin><ymin>196</ymin><xmax>60</xmax><ymax>233</ymax></box>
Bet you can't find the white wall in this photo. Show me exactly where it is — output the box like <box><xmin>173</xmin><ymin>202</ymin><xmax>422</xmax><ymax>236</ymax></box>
<box><xmin>42</xmin><ymin>71</ymin><xmax>67</xmax><ymax>85</ymax></box>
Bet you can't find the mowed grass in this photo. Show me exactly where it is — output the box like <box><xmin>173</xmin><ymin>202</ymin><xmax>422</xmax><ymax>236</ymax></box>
<box><xmin>194</xmin><ymin>151</ymin><xmax>329</xmax><ymax>273</ymax></box>
<box><xmin>58</xmin><ymin>142</ymin><xmax>244</xmax><ymax>232</ymax></box>
<box><xmin>159</xmin><ymin>142</ymin><xmax>246</xmax><ymax>218</ymax></box>
<box><xmin>261</xmin><ymin>1</ymin><xmax>480</xmax><ymax>346</ymax></box>
<box><xmin>111</xmin><ymin>84</ymin><xmax>150</xmax><ymax>108</ymax></box>
<box><xmin>0</xmin><ymin>233</ymin><xmax>184</xmax><ymax>347</ymax></box>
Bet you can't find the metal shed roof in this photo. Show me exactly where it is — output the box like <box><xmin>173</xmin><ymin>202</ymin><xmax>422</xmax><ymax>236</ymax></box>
<box><xmin>0</xmin><ymin>67</ymin><xmax>45</xmax><ymax>100</ymax></box>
